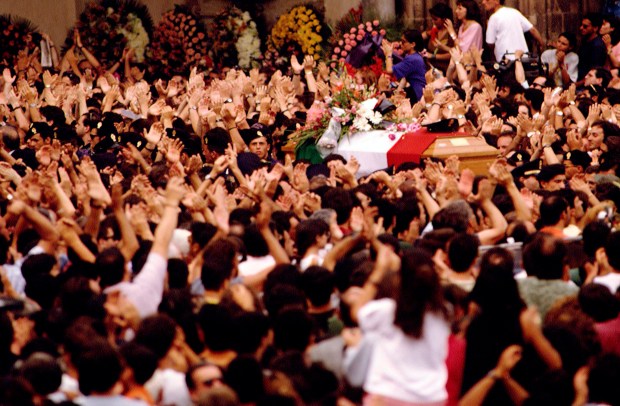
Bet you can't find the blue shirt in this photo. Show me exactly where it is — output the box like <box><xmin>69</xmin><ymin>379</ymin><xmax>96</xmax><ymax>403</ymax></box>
<box><xmin>392</xmin><ymin>53</ymin><xmax>427</xmax><ymax>102</ymax></box>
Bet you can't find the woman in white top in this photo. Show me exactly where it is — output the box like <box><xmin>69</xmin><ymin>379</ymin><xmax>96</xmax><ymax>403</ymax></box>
<box><xmin>445</xmin><ymin>0</ymin><xmax>483</xmax><ymax>54</ymax></box>
<box><xmin>346</xmin><ymin>245</ymin><xmax>451</xmax><ymax>406</ymax></box>
<box><xmin>540</xmin><ymin>32</ymin><xmax>579</xmax><ymax>86</ymax></box>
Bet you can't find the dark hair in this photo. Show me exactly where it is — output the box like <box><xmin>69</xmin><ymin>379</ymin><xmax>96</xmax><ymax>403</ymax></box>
<box><xmin>18</xmin><ymin>353</ymin><xmax>62</xmax><ymax>396</ymax></box>
<box><xmin>301</xmin><ymin>266</ymin><xmax>335</xmax><ymax>308</ymax></box>
<box><xmin>582</xmin><ymin>220</ymin><xmax>612</xmax><ymax>258</ymax></box>
<box><xmin>201</xmin><ymin>239</ymin><xmax>237</xmax><ymax>291</ymax></box>
<box><xmin>190</xmin><ymin>221</ymin><xmax>218</xmax><ymax>249</ymax></box>
<box><xmin>523</xmin><ymin>233</ymin><xmax>567</xmax><ymax>279</ymax></box>
<box><xmin>539</xmin><ymin>195</ymin><xmax>569</xmax><ymax>226</ymax></box>
<box><xmin>323</xmin><ymin>154</ymin><xmax>347</xmax><ymax>166</ymax></box>
<box><xmin>224</xmin><ymin>356</ymin><xmax>265</xmax><ymax>404</ymax></box>
<box><xmin>119</xmin><ymin>342</ymin><xmax>157</xmax><ymax>385</ymax></box>
<box><xmin>403</xmin><ymin>29</ymin><xmax>425</xmax><ymax>52</ymax></box>
<box><xmin>559</xmin><ymin>31</ymin><xmax>577</xmax><ymax>49</ymax></box>
<box><xmin>605</xmin><ymin>231</ymin><xmax>620</xmax><ymax>271</ymax></box>
<box><xmin>524</xmin><ymin>88</ymin><xmax>545</xmax><ymax>111</ymax></box>
<box><xmin>167</xmin><ymin>258</ymin><xmax>189</xmax><ymax>289</ymax></box>
<box><xmin>198</xmin><ymin>304</ymin><xmax>237</xmax><ymax>352</ymax></box>
<box><xmin>96</xmin><ymin>247</ymin><xmax>126</xmax><ymax>289</ymax></box>
<box><xmin>295</xmin><ymin>219</ymin><xmax>330</xmax><ymax>258</ymax></box>
<box><xmin>470</xmin><ymin>247</ymin><xmax>524</xmax><ymax>314</ymax></box>
<box><xmin>429</xmin><ymin>2</ymin><xmax>453</xmax><ymax>20</ymax></box>
<box><xmin>578</xmin><ymin>283</ymin><xmax>620</xmax><ymax>322</ymax></box>
<box><xmin>448</xmin><ymin>233</ymin><xmax>480</xmax><ymax>273</ymax></box>
<box><xmin>273</xmin><ymin>307</ymin><xmax>314</xmax><ymax>351</ymax></box>
<box><xmin>588</xmin><ymin>353</ymin><xmax>620</xmax><ymax>406</ymax></box>
<box><xmin>456</xmin><ymin>0</ymin><xmax>482</xmax><ymax>24</ymax></box>
<box><xmin>392</xmin><ymin>197</ymin><xmax>421</xmax><ymax>237</ymax></box>
<box><xmin>76</xmin><ymin>339</ymin><xmax>123</xmax><ymax>395</ymax></box>
<box><xmin>234</xmin><ymin>312</ymin><xmax>271</xmax><ymax>355</ymax></box>
<box><xmin>243</xmin><ymin>224</ymin><xmax>269</xmax><ymax>257</ymax></box>
<box><xmin>135</xmin><ymin>314</ymin><xmax>178</xmax><ymax>361</ymax></box>
<box><xmin>583</xmin><ymin>13</ymin><xmax>602</xmax><ymax>29</ymax></box>
<box><xmin>322</xmin><ymin>188</ymin><xmax>354</xmax><ymax>225</ymax></box>
<box><xmin>395</xmin><ymin>248</ymin><xmax>449</xmax><ymax>338</ymax></box>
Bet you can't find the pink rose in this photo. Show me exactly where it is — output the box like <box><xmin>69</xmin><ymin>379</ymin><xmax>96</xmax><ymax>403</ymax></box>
<box><xmin>373</xmin><ymin>20</ymin><xmax>380</xmax><ymax>26</ymax></box>
<box><xmin>372</xmin><ymin>31</ymin><xmax>378</xmax><ymax>36</ymax></box>
<box><xmin>367</xmin><ymin>26</ymin><xmax>373</xmax><ymax>32</ymax></box>
<box><xmin>340</xmin><ymin>51</ymin><xmax>347</xmax><ymax>56</ymax></box>
<box><xmin>350</xmin><ymin>28</ymin><xmax>356</xmax><ymax>34</ymax></box>
<box><xmin>350</xmin><ymin>40</ymin><xmax>357</xmax><ymax>47</ymax></box>
<box><xmin>358</xmin><ymin>24</ymin><xmax>365</xmax><ymax>30</ymax></box>
<box><xmin>338</xmin><ymin>40</ymin><xmax>344</xmax><ymax>46</ymax></box>
<box><xmin>345</xmin><ymin>38</ymin><xmax>351</xmax><ymax>45</ymax></box>
<box><xmin>356</xmin><ymin>34</ymin><xmax>363</xmax><ymax>41</ymax></box>
<box><xmin>380</xmin><ymin>29</ymin><xmax>386</xmax><ymax>35</ymax></box>
<box><xmin>344</xmin><ymin>44</ymin><xmax>351</xmax><ymax>51</ymax></box>
<box><xmin>388</xmin><ymin>133</ymin><xmax>396</xmax><ymax>141</ymax></box>
<box><xmin>344</xmin><ymin>33</ymin><xmax>349</xmax><ymax>39</ymax></box>
<box><xmin>339</xmin><ymin>57</ymin><xmax>345</xmax><ymax>63</ymax></box>
<box><xmin>334</xmin><ymin>47</ymin><xmax>341</xmax><ymax>53</ymax></box>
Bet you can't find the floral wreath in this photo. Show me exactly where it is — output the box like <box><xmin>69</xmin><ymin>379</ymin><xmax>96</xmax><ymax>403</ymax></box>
<box><xmin>149</xmin><ymin>5</ymin><xmax>210</xmax><ymax>78</ymax></box>
<box><xmin>0</xmin><ymin>15</ymin><xmax>40</xmax><ymax>66</ymax></box>
<box><xmin>264</xmin><ymin>4</ymin><xmax>327</xmax><ymax>70</ymax></box>
<box><xmin>208</xmin><ymin>6</ymin><xmax>261</xmax><ymax>71</ymax></box>
<box><xmin>328</xmin><ymin>6</ymin><xmax>389</xmax><ymax>73</ymax></box>
<box><xmin>64</xmin><ymin>0</ymin><xmax>153</xmax><ymax>66</ymax></box>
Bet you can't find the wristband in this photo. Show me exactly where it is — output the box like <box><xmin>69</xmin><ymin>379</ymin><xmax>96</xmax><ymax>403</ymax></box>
<box><xmin>555</xmin><ymin>111</ymin><xmax>564</xmax><ymax>117</ymax></box>
<box><xmin>486</xmin><ymin>370</ymin><xmax>502</xmax><ymax>380</ymax></box>
<box><xmin>189</xmin><ymin>105</ymin><xmax>197</xmax><ymax>111</ymax></box>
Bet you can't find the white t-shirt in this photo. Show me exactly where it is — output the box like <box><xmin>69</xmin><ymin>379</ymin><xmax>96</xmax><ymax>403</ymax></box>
<box><xmin>541</xmin><ymin>49</ymin><xmax>579</xmax><ymax>86</ymax></box>
<box><xmin>358</xmin><ymin>298</ymin><xmax>450</xmax><ymax>403</ymax></box>
<box><xmin>238</xmin><ymin>255</ymin><xmax>276</xmax><ymax>277</ymax></box>
<box><xmin>486</xmin><ymin>6</ymin><xmax>533</xmax><ymax>62</ymax></box>
<box><xmin>593</xmin><ymin>273</ymin><xmax>620</xmax><ymax>294</ymax></box>
<box><xmin>145</xmin><ymin>368</ymin><xmax>192</xmax><ymax>406</ymax></box>
<box><xmin>104</xmin><ymin>252</ymin><xmax>167</xmax><ymax>318</ymax></box>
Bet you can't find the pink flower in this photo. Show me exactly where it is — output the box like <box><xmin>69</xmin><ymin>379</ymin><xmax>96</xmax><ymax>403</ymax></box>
<box><xmin>388</xmin><ymin>133</ymin><xmax>396</xmax><ymax>141</ymax></box>
<box><xmin>339</xmin><ymin>57</ymin><xmax>345</xmax><ymax>63</ymax></box>
<box><xmin>373</xmin><ymin>20</ymin><xmax>380</xmax><ymax>26</ymax></box>
<box><xmin>350</xmin><ymin>27</ymin><xmax>356</xmax><ymax>34</ymax></box>
<box><xmin>358</xmin><ymin>24</ymin><xmax>365</xmax><ymax>30</ymax></box>
<box><xmin>356</xmin><ymin>34</ymin><xmax>363</xmax><ymax>41</ymax></box>
<box><xmin>350</xmin><ymin>40</ymin><xmax>357</xmax><ymax>47</ymax></box>
<box><xmin>338</xmin><ymin>40</ymin><xmax>344</xmax><ymax>46</ymax></box>
<box><xmin>345</xmin><ymin>38</ymin><xmax>351</xmax><ymax>45</ymax></box>
<box><xmin>344</xmin><ymin>44</ymin><xmax>351</xmax><ymax>51</ymax></box>
<box><xmin>344</xmin><ymin>33</ymin><xmax>349</xmax><ymax>39</ymax></box>
<box><xmin>341</xmin><ymin>51</ymin><xmax>347</xmax><ymax>56</ymax></box>
<box><xmin>334</xmin><ymin>47</ymin><xmax>341</xmax><ymax>53</ymax></box>
<box><xmin>380</xmin><ymin>29</ymin><xmax>386</xmax><ymax>35</ymax></box>
<box><xmin>372</xmin><ymin>31</ymin><xmax>378</xmax><ymax>36</ymax></box>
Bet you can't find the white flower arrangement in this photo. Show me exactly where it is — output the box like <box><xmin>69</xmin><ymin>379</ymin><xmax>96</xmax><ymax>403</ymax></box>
<box><xmin>234</xmin><ymin>11</ymin><xmax>261</xmax><ymax>68</ymax></box>
<box><xmin>352</xmin><ymin>98</ymin><xmax>383</xmax><ymax>132</ymax></box>
<box><xmin>118</xmin><ymin>13</ymin><xmax>149</xmax><ymax>62</ymax></box>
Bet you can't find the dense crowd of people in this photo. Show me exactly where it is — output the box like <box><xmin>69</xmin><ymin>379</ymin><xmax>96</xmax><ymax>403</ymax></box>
<box><xmin>0</xmin><ymin>0</ymin><xmax>619</xmax><ymax>405</ymax></box>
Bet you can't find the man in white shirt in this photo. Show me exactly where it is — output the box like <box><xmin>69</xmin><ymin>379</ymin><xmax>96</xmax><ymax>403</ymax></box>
<box><xmin>482</xmin><ymin>0</ymin><xmax>544</xmax><ymax>62</ymax></box>
<box><xmin>593</xmin><ymin>231</ymin><xmax>620</xmax><ymax>294</ymax></box>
